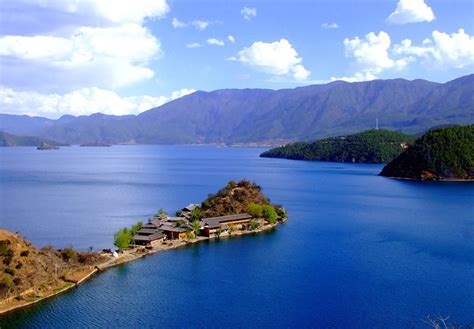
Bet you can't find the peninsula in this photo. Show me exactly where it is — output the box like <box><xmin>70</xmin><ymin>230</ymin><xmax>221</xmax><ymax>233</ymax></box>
<box><xmin>380</xmin><ymin>125</ymin><xmax>474</xmax><ymax>181</ymax></box>
<box><xmin>260</xmin><ymin>129</ymin><xmax>415</xmax><ymax>163</ymax></box>
<box><xmin>0</xmin><ymin>180</ymin><xmax>286</xmax><ymax>315</ymax></box>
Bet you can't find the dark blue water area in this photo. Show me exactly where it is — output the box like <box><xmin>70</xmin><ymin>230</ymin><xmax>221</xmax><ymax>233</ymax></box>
<box><xmin>0</xmin><ymin>145</ymin><xmax>473</xmax><ymax>328</ymax></box>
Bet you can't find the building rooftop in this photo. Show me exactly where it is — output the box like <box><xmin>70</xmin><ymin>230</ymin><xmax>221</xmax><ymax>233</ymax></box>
<box><xmin>203</xmin><ymin>213</ymin><xmax>252</xmax><ymax>229</ymax></box>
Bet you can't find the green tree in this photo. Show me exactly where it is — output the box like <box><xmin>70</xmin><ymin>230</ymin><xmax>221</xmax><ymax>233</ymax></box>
<box><xmin>191</xmin><ymin>207</ymin><xmax>203</xmax><ymax>221</ymax></box>
<box><xmin>192</xmin><ymin>220</ymin><xmax>201</xmax><ymax>236</ymax></box>
<box><xmin>155</xmin><ymin>208</ymin><xmax>168</xmax><ymax>218</ymax></box>
<box><xmin>216</xmin><ymin>227</ymin><xmax>224</xmax><ymax>238</ymax></box>
<box><xmin>131</xmin><ymin>221</ymin><xmax>143</xmax><ymax>236</ymax></box>
<box><xmin>247</xmin><ymin>202</ymin><xmax>263</xmax><ymax>217</ymax></box>
<box><xmin>262</xmin><ymin>205</ymin><xmax>278</xmax><ymax>224</ymax></box>
<box><xmin>114</xmin><ymin>228</ymin><xmax>132</xmax><ymax>251</ymax></box>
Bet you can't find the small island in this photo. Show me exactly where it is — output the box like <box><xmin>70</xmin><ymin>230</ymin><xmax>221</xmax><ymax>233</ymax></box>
<box><xmin>260</xmin><ymin>129</ymin><xmax>415</xmax><ymax>164</ymax></box>
<box><xmin>80</xmin><ymin>141</ymin><xmax>111</xmax><ymax>147</ymax></box>
<box><xmin>0</xmin><ymin>180</ymin><xmax>286</xmax><ymax>314</ymax></box>
<box><xmin>380</xmin><ymin>125</ymin><xmax>474</xmax><ymax>181</ymax></box>
<box><xmin>37</xmin><ymin>142</ymin><xmax>59</xmax><ymax>150</ymax></box>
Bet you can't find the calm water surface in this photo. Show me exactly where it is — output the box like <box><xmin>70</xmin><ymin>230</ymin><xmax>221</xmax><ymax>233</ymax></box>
<box><xmin>0</xmin><ymin>146</ymin><xmax>473</xmax><ymax>328</ymax></box>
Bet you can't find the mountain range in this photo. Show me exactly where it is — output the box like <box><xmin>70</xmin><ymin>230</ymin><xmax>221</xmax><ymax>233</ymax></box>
<box><xmin>1</xmin><ymin>74</ymin><xmax>473</xmax><ymax>145</ymax></box>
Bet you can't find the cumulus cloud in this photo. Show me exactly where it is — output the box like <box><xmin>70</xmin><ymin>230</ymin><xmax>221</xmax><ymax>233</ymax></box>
<box><xmin>336</xmin><ymin>31</ymin><xmax>409</xmax><ymax>81</ymax></box>
<box><xmin>0</xmin><ymin>23</ymin><xmax>160</xmax><ymax>90</ymax></box>
<box><xmin>171</xmin><ymin>18</ymin><xmax>209</xmax><ymax>30</ymax></box>
<box><xmin>322</xmin><ymin>23</ymin><xmax>339</xmax><ymax>29</ymax></box>
<box><xmin>241</xmin><ymin>7</ymin><xmax>257</xmax><ymax>21</ymax></box>
<box><xmin>207</xmin><ymin>38</ymin><xmax>225</xmax><ymax>46</ymax></box>
<box><xmin>230</xmin><ymin>39</ymin><xmax>310</xmax><ymax>81</ymax></box>
<box><xmin>5</xmin><ymin>0</ymin><xmax>169</xmax><ymax>27</ymax></box>
<box><xmin>228</xmin><ymin>35</ymin><xmax>236</xmax><ymax>43</ymax></box>
<box><xmin>186</xmin><ymin>42</ymin><xmax>202</xmax><ymax>48</ymax></box>
<box><xmin>192</xmin><ymin>20</ymin><xmax>209</xmax><ymax>31</ymax></box>
<box><xmin>172</xmin><ymin>17</ymin><xmax>187</xmax><ymax>28</ymax></box>
<box><xmin>0</xmin><ymin>0</ymin><xmax>169</xmax><ymax>94</ymax></box>
<box><xmin>386</xmin><ymin>0</ymin><xmax>435</xmax><ymax>24</ymax></box>
<box><xmin>0</xmin><ymin>87</ymin><xmax>196</xmax><ymax>118</ymax></box>
<box><xmin>394</xmin><ymin>29</ymin><xmax>474</xmax><ymax>68</ymax></box>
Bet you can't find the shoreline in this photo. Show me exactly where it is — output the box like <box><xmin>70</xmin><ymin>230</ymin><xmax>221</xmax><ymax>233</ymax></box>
<box><xmin>0</xmin><ymin>221</ymin><xmax>283</xmax><ymax>316</ymax></box>
<box><xmin>379</xmin><ymin>175</ymin><xmax>474</xmax><ymax>182</ymax></box>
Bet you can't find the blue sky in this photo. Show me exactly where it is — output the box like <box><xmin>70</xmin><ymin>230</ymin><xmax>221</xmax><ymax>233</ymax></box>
<box><xmin>0</xmin><ymin>0</ymin><xmax>473</xmax><ymax>118</ymax></box>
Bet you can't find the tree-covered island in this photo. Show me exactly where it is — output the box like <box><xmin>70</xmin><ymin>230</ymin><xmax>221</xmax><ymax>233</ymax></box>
<box><xmin>380</xmin><ymin>125</ymin><xmax>474</xmax><ymax>181</ymax></box>
<box><xmin>260</xmin><ymin>129</ymin><xmax>416</xmax><ymax>164</ymax></box>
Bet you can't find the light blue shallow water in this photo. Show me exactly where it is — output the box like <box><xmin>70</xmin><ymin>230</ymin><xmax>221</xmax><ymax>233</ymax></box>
<box><xmin>0</xmin><ymin>145</ymin><xmax>473</xmax><ymax>328</ymax></box>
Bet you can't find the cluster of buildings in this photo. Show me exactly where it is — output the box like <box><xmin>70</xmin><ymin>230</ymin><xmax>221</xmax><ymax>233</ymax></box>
<box><xmin>132</xmin><ymin>204</ymin><xmax>260</xmax><ymax>247</ymax></box>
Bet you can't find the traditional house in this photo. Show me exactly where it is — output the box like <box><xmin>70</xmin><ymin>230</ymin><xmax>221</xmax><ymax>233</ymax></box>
<box><xmin>202</xmin><ymin>213</ymin><xmax>252</xmax><ymax>237</ymax></box>
<box><xmin>181</xmin><ymin>204</ymin><xmax>200</xmax><ymax>219</ymax></box>
<box><xmin>160</xmin><ymin>226</ymin><xmax>191</xmax><ymax>240</ymax></box>
<box><xmin>133</xmin><ymin>222</ymin><xmax>166</xmax><ymax>247</ymax></box>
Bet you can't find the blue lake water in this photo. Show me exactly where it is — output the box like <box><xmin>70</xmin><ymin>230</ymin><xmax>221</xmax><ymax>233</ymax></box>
<box><xmin>0</xmin><ymin>145</ymin><xmax>473</xmax><ymax>328</ymax></box>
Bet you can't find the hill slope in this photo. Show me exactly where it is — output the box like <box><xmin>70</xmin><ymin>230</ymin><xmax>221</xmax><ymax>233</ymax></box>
<box><xmin>260</xmin><ymin>129</ymin><xmax>416</xmax><ymax>163</ymax></box>
<box><xmin>0</xmin><ymin>131</ymin><xmax>67</xmax><ymax>147</ymax></box>
<box><xmin>1</xmin><ymin>75</ymin><xmax>473</xmax><ymax>144</ymax></box>
<box><xmin>380</xmin><ymin>125</ymin><xmax>474</xmax><ymax>180</ymax></box>
<box><xmin>0</xmin><ymin>230</ymin><xmax>105</xmax><ymax>301</ymax></box>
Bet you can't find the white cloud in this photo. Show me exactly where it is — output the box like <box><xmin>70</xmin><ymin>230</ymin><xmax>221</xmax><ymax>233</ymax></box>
<box><xmin>342</xmin><ymin>31</ymin><xmax>408</xmax><ymax>81</ymax></box>
<box><xmin>386</xmin><ymin>0</ymin><xmax>435</xmax><ymax>24</ymax></box>
<box><xmin>228</xmin><ymin>35</ymin><xmax>236</xmax><ymax>43</ymax></box>
<box><xmin>191</xmin><ymin>20</ymin><xmax>209</xmax><ymax>31</ymax></box>
<box><xmin>12</xmin><ymin>0</ymin><xmax>170</xmax><ymax>25</ymax></box>
<box><xmin>231</xmin><ymin>39</ymin><xmax>310</xmax><ymax>81</ymax></box>
<box><xmin>241</xmin><ymin>7</ymin><xmax>257</xmax><ymax>20</ymax></box>
<box><xmin>394</xmin><ymin>29</ymin><xmax>474</xmax><ymax>68</ymax></box>
<box><xmin>207</xmin><ymin>38</ymin><xmax>225</xmax><ymax>46</ymax></box>
<box><xmin>172</xmin><ymin>17</ymin><xmax>187</xmax><ymax>28</ymax></box>
<box><xmin>322</xmin><ymin>22</ymin><xmax>339</xmax><ymax>29</ymax></box>
<box><xmin>0</xmin><ymin>23</ymin><xmax>160</xmax><ymax>90</ymax></box>
<box><xmin>0</xmin><ymin>87</ymin><xmax>196</xmax><ymax>118</ymax></box>
<box><xmin>170</xmin><ymin>18</ymin><xmax>209</xmax><ymax>30</ymax></box>
<box><xmin>186</xmin><ymin>42</ymin><xmax>202</xmax><ymax>48</ymax></box>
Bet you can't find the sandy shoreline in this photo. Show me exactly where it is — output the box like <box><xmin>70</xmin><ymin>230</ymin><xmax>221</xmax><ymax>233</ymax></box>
<box><xmin>0</xmin><ymin>222</ymin><xmax>282</xmax><ymax>316</ymax></box>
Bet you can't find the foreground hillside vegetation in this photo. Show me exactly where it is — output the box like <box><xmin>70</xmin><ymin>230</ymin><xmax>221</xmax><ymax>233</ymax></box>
<box><xmin>380</xmin><ymin>125</ymin><xmax>474</xmax><ymax>180</ymax></box>
<box><xmin>0</xmin><ymin>230</ymin><xmax>105</xmax><ymax>302</ymax></box>
<box><xmin>261</xmin><ymin>129</ymin><xmax>415</xmax><ymax>163</ymax></box>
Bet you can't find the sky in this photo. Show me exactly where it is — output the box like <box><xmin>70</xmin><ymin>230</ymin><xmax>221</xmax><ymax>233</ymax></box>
<box><xmin>0</xmin><ymin>0</ymin><xmax>473</xmax><ymax>118</ymax></box>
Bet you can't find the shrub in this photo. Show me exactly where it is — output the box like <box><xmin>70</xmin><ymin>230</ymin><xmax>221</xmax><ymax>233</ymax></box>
<box><xmin>0</xmin><ymin>274</ymin><xmax>13</xmax><ymax>293</ymax></box>
<box><xmin>4</xmin><ymin>268</ymin><xmax>15</xmax><ymax>276</ymax></box>
<box><xmin>20</xmin><ymin>250</ymin><xmax>30</xmax><ymax>257</ymax></box>
<box><xmin>247</xmin><ymin>203</ymin><xmax>263</xmax><ymax>218</ymax></box>
<box><xmin>262</xmin><ymin>205</ymin><xmax>278</xmax><ymax>224</ymax></box>
<box><xmin>175</xmin><ymin>210</ymin><xmax>183</xmax><ymax>217</ymax></box>
<box><xmin>61</xmin><ymin>247</ymin><xmax>76</xmax><ymax>262</ymax></box>
<box><xmin>0</xmin><ymin>240</ymin><xmax>12</xmax><ymax>257</ymax></box>
<box><xmin>248</xmin><ymin>219</ymin><xmax>261</xmax><ymax>231</ymax></box>
<box><xmin>15</xmin><ymin>262</ymin><xmax>23</xmax><ymax>270</ymax></box>
<box><xmin>13</xmin><ymin>278</ymin><xmax>21</xmax><ymax>286</ymax></box>
<box><xmin>201</xmin><ymin>200</ymin><xmax>211</xmax><ymax>209</ymax></box>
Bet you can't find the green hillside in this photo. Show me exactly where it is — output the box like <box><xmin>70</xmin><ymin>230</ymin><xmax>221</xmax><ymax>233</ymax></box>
<box><xmin>380</xmin><ymin>125</ymin><xmax>474</xmax><ymax>180</ymax></box>
<box><xmin>260</xmin><ymin>129</ymin><xmax>416</xmax><ymax>163</ymax></box>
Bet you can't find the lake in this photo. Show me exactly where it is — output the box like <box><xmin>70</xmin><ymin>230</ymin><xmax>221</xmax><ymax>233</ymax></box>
<box><xmin>0</xmin><ymin>145</ymin><xmax>473</xmax><ymax>328</ymax></box>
